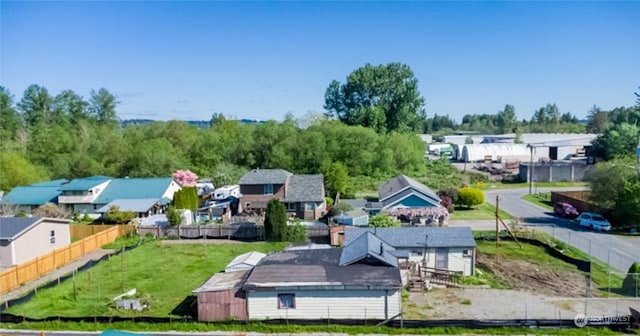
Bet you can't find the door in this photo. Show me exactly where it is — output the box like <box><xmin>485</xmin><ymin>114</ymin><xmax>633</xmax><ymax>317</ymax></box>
<box><xmin>549</xmin><ymin>147</ymin><xmax>558</xmax><ymax>160</ymax></box>
<box><xmin>435</xmin><ymin>248</ymin><xmax>449</xmax><ymax>269</ymax></box>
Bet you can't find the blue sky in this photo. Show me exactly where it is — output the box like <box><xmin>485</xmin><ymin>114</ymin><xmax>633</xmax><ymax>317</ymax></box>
<box><xmin>1</xmin><ymin>1</ymin><xmax>639</xmax><ymax>122</ymax></box>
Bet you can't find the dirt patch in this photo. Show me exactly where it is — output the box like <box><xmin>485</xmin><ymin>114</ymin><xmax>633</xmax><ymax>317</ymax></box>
<box><xmin>477</xmin><ymin>252</ymin><xmax>592</xmax><ymax>297</ymax></box>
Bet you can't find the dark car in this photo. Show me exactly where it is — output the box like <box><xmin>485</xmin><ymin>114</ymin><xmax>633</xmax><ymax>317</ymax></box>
<box><xmin>554</xmin><ymin>202</ymin><xmax>579</xmax><ymax>218</ymax></box>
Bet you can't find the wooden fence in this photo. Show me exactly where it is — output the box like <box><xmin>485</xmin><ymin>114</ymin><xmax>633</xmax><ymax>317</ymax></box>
<box><xmin>137</xmin><ymin>224</ymin><xmax>330</xmax><ymax>241</ymax></box>
<box><xmin>70</xmin><ymin>224</ymin><xmax>119</xmax><ymax>240</ymax></box>
<box><xmin>551</xmin><ymin>190</ymin><xmax>602</xmax><ymax>214</ymax></box>
<box><xmin>0</xmin><ymin>225</ymin><xmax>135</xmax><ymax>295</ymax></box>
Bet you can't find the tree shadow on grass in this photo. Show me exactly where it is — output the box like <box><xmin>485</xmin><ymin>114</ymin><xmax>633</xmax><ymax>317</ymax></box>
<box><xmin>171</xmin><ymin>295</ymin><xmax>197</xmax><ymax>317</ymax></box>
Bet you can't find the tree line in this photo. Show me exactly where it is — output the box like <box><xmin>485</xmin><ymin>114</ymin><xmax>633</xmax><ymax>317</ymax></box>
<box><xmin>0</xmin><ymin>84</ymin><xmax>426</xmax><ymax>195</ymax></box>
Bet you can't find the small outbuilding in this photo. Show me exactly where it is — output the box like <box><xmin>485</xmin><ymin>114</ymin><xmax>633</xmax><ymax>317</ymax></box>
<box><xmin>193</xmin><ymin>271</ymin><xmax>249</xmax><ymax>322</ymax></box>
<box><xmin>224</xmin><ymin>251</ymin><xmax>266</xmax><ymax>273</ymax></box>
<box><xmin>334</xmin><ymin>209</ymin><xmax>369</xmax><ymax>226</ymax></box>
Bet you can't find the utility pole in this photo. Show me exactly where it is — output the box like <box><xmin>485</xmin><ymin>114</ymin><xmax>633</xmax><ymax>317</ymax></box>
<box><xmin>528</xmin><ymin>145</ymin><xmax>534</xmax><ymax>195</ymax></box>
<box><xmin>495</xmin><ymin>195</ymin><xmax>500</xmax><ymax>248</ymax></box>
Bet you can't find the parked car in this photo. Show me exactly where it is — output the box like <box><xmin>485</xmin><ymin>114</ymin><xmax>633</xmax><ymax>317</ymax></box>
<box><xmin>577</xmin><ymin>212</ymin><xmax>611</xmax><ymax>231</ymax></box>
<box><xmin>554</xmin><ymin>202</ymin><xmax>579</xmax><ymax>218</ymax></box>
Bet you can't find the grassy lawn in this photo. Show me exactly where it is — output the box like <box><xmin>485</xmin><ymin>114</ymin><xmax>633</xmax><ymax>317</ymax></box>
<box><xmin>476</xmin><ymin>239</ymin><xmax>579</xmax><ymax>272</ymax></box>
<box><xmin>449</xmin><ymin>203</ymin><xmax>512</xmax><ymax>220</ymax></box>
<box><xmin>6</xmin><ymin>240</ymin><xmax>286</xmax><ymax>318</ymax></box>
<box><xmin>0</xmin><ymin>321</ymin><xmax>624</xmax><ymax>335</ymax></box>
<box><xmin>521</xmin><ymin>193</ymin><xmax>553</xmax><ymax>211</ymax></box>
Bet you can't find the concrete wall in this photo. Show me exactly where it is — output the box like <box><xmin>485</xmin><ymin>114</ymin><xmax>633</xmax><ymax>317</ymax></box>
<box><xmin>519</xmin><ymin>162</ymin><xmax>592</xmax><ymax>182</ymax></box>
<box><xmin>247</xmin><ymin>289</ymin><xmax>401</xmax><ymax>320</ymax></box>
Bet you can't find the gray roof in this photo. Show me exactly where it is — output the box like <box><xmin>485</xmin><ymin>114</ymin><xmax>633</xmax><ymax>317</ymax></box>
<box><xmin>378</xmin><ymin>175</ymin><xmax>440</xmax><ymax>203</ymax></box>
<box><xmin>238</xmin><ymin>169</ymin><xmax>292</xmax><ymax>185</ymax></box>
<box><xmin>193</xmin><ymin>270</ymin><xmax>249</xmax><ymax>293</ymax></box>
<box><xmin>344</xmin><ymin>227</ymin><xmax>476</xmax><ymax>248</ymax></box>
<box><xmin>244</xmin><ymin>248</ymin><xmax>402</xmax><ymax>289</ymax></box>
<box><xmin>0</xmin><ymin>217</ymin><xmax>70</xmax><ymax>240</ymax></box>
<box><xmin>282</xmin><ymin>175</ymin><xmax>324</xmax><ymax>202</ymax></box>
<box><xmin>339</xmin><ymin>232</ymin><xmax>397</xmax><ymax>267</ymax></box>
<box><xmin>96</xmin><ymin>198</ymin><xmax>160</xmax><ymax>213</ymax></box>
<box><xmin>339</xmin><ymin>199</ymin><xmax>366</xmax><ymax>209</ymax></box>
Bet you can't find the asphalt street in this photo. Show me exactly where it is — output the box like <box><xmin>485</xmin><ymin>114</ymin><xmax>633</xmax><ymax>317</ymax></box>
<box><xmin>485</xmin><ymin>187</ymin><xmax>640</xmax><ymax>272</ymax></box>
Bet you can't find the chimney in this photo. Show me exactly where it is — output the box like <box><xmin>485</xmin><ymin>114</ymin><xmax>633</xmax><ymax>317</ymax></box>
<box><xmin>379</xmin><ymin>242</ymin><xmax>384</xmax><ymax>256</ymax></box>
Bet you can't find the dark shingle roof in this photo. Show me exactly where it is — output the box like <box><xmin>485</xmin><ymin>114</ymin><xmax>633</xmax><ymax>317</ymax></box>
<box><xmin>238</xmin><ymin>169</ymin><xmax>292</xmax><ymax>185</ymax></box>
<box><xmin>344</xmin><ymin>227</ymin><xmax>476</xmax><ymax>248</ymax></box>
<box><xmin>244</xmin><ymin>248</ymin><xmax>402</xmax><ymax>289</ymax></box>
<box><xmin>377</xmin><ymin>175</ymin><xmax>439</xmax><ymax>203</ymax></box>
<box><xmin>0</xmin><ymin>217</ymin><xmax>40</xmax><ymax>240</ymax></box>
<box><xmin>282</xmin><ymin>175</ymin><xmax>324</xmax><ymax>202</ymax></box>
<box><xmin>0</xmin><ymin>217</ymin><xmax>69</xmax><ymax>240</ymax></box>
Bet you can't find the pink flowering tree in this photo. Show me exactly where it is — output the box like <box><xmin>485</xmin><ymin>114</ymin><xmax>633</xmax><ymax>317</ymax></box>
<box><xmin>172</xmin><ymin>169</ymin><xmax>198</xmax><ymax>187</ymax></box>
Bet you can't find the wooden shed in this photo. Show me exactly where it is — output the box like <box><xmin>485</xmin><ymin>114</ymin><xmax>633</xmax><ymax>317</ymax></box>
<box><xmin>193</xmin><ymin>271</ymin><xmax>248</xmax><ymax>321</ymax></box>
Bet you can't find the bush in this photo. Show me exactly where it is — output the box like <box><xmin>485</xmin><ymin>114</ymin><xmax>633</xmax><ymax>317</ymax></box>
<box><xmin>438</xmin><ymin>187</ymin><xmax>459</xmax><ymax>203</ymax></box>
<box><xmin>33</xmin><ymin>202</ymin><xmax>68</xmax><ymax>218</ymax></box>
<box><xmin>325</xmin><ymin>197</ymin><xmax>334</xmax><ymax>206</ymax></box>
<box><xmin>622</xmin><ymin>262</ymin><xmax>640</xmax><ymax>295</ymax></box>
<box><xmin>105</xmin><ymin>205</ymin><xmax>136</xmax><ymax>224</ymax></box>
<box><xmin>286</xmin><ymin>224</ymin><xmax>307</xmax><ymax>243</ymax></box>
<box><xmin>457</xmin><ymin>187</ymin><xmax>485</xmax><ymax>209</ymax></box>
<box><xmin>369</xmin><ymin>213</ymin><xmax>400</xmax><ymax>227</ymax></box>
<box><xmin>328</xmin><ymin>202</ymin><xmax>354</xmax><ymax>217</ymax></box>
<box><xmin>15</xmin><ymin>210</ymin><xmax>26</xmax><ymax>217</ymax></box>
<box><xmin>440</xmin><ymin>195</ymin><xmax>454</xmax><ymax>213</ymax></box>
<box><xmin>166</xmin><ymin>205</ymin><xmax>181</xmax><ymax>226</ymax></box>
<box><xmin>81</xmin><ymin>212</ymin><xmax>92</xmax><ymax>222</ymax></box>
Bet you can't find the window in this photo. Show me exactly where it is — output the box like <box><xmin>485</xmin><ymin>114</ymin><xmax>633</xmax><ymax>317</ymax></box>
<box><xmin>411</xmin><ymin>249</ymin><xmax>423</xmax><ymax>256</ymax></box>
<box><xmin>50</xmin><ymin>230</ymin><xmax>56</xmax><ymax>244</ymax></box>
<box><xmin>463</xmin><ymin>249</ymin><xmax>472</xmax><ymax>257</ymax></box>
<box><xmin>287</xmin><ymin>203</ymin><xmax>296</xmax><ymax>211</ymax></box>
<box><xmin>278</xmin><ymin>293</ymin><xmax>295</xmax><ymax>309</ymax></box>
<box><xmin>305</xmin><ymin>202</ymin><xmax>314</xmax><ymax>211</ymax></box>
<box><xmin>263</xmin><ymin>184</ymin><xmax>274</xmax><ymax>195</ymax></box>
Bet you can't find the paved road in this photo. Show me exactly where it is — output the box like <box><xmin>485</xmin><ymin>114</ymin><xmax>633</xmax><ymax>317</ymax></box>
<box><xmin>485</xmin><ymin>187</ymin><xmax>640</xmax><ymax>272</ymax></box>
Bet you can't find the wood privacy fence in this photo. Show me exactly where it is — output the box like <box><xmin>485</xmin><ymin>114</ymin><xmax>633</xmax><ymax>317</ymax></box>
<box><xmin>70</xmin><ymin>224</ymin><xmax>120</xmax><ymax>240</ymax></box>
<box><xmin>137</xmin><ymin>224</ymin><xmax>330</xmax><ymax>241</ymax></box>
<box><xmin>0</xmin><ymin>225</ymin><xmax>135</xmax><ymax>295</ymax></box>
<box><xmin>550</xmin><ymin>190</ymin><xmax>602</xmax><ymax>214</ymax></box>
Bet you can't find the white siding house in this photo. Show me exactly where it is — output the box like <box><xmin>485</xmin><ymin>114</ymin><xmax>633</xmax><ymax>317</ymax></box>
<box><xmin>247</xmin><ymin>289</ymin><xmax>401</xmax><ymax>320</ymax></box>
<box><xmin>0</xmin><ymin>217</ymin><xmax>71</xmax><ymax>269</ymax></box>
<box><xmin>344</xmin><ymin>227</ymin><xmax>476</xmax><ymax>276</ymax></box>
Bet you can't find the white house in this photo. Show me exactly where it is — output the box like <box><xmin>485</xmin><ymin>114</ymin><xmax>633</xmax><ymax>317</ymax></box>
<box><xmin>0</xmin><ymin>217</ymin><xmax>71</xmax><ymax>269</ymax></box>
<box><xmin>242</xmin><ymin>232</ymin><xmax>402</xmax><ymax>320</ymax></box>
<box><xmin>343</xmin><ymin>227</ymin><xmax>476</xmax><ymax>276</ymax></box>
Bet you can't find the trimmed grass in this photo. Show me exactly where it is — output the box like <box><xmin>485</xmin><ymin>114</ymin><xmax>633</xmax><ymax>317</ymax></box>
<box><xmin>476</xmin><ymin>239</ymin><xmax>579</xmax><ymax>273</ymax></box>
<box><xmin>0</xmin><ymin>321</ymin><xmax>625</xmax><ymax>335</ymax></box>
<box><xmin>5</xmin><ymin>240</ymin><xmax>286</xmax><ymax>318</ymax></box>
<box><xmin>449</xmin><ymin>203</ymin><xmax>512</xmax><ymax>220</ymax></box>
<box><xmin>521</xmin><ymin>193</ymin><xmax>553</xmax><ymax>211</ymax></box>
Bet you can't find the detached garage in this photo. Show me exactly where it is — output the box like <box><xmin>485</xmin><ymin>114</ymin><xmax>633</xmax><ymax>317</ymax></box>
<box><xmin>193</xmin><ymin>271</ymin><xmax>249</xmax><ymax>321</ymax></box>
<box><xmin>335</xmin><ymin>209</ymin><xmax>369</xmax><ymax>226</ymax></box>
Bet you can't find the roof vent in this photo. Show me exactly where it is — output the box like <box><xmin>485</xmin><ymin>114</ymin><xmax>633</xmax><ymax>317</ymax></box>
<box><xmin>379</xmin><ymin>242</ymin><xmax>383</xmax><ymax>256</ymax></box>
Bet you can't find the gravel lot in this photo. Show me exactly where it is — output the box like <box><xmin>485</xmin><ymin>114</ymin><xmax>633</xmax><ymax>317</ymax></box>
<box><xmin>407</xmin><ymin>288</ymin><xmax>640</xmax><ymax>320</ymax></box>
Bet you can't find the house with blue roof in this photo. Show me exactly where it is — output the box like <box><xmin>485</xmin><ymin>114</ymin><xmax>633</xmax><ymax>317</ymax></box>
<box><xmin>1</xmin><ymin>179</ymin><xmax>69</xmax><ymax>214</ymax></box>
<box><xmin>2</xmin><ymin>176</ymin><xmax>181</xmax><ymax>218</ymax></box>
<box><xmin>377</xmin><ymin>175</ymin><xmax>449</xmax><ymax>225</ymax></box>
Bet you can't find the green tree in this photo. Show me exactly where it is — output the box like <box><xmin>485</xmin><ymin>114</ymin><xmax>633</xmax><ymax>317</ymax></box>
<box><xmin>586</xmin><ymin>105</ymin><xmax>610</xmax><ymax>133</ymax></box>
<box><xmin>209</xmin><ymin>112</ymin><xmax>227</xmax><ymax>127</ymax></box>
<box><xmin>105</xmin><ymin>205</ymin><xmax>136</xmax><ymax>224</ymax></box>
<box><xmin>591</xmin><ymin>123</ymin><xmax>640</xmax><ymax>160</ymax></box>
<box><xmin>369</xmin><ymin>213</ymin><xmax>400</xmax><ymax>227</ymax></box>
<box><xmin>89</xmin><ymin>88</ymin><xmax>119</xmax><ymax>126</ymax></box>
<box><xmin>496</xmin><ymin>104</ymin><xmax>517</xmax><ymax>134</ymax></box>
<box><xmin>0</xmin><ymin>87</ymin><xmax>20</xmax><ymax>142</ymax></box>
<box><xmin>52</xmin><ymin>90</ymin><xmax>89</xmax><ymax>126</ymax></box>
<box><xmin>635</xmin><ymin>86</ymin><xmax>640</xmax><ymax>107</ymax></box>
<box><xmin>18</xmin><ymin>84</ymin><xmax>52</xmax><ymax>127</ymax></box>
<box><xmin>456</xmin><ymin>187</ymin><xmax>485</xmax><ymax>208</ymax></box>
<box><xmin>0</xmin><ymin>151</ymin><xmax>49</xmax><ymax>192</ymax></box>
<box><xmin>321</xmin><ymin>161</ymin><xmax>349</xmax><ymax>197</ymax></box>
<box><xmin>173</xmin><ymin>186</ymin><xmax>198</xmax><ymax>210</ymax></box>
<box><xmin>324</xmin><ymin>63</ymin><xmax>426</xmax><ymax>133</ymax></box>
<box><xmin>166</xmin><ymin>205</ymin><xmax>182</xmax><ymax>226</ymax></box>
<box><xmin>623</xmin><ymin>262</ymin><xmax>640</xmax><ymax>295</ymax></box>
<box><xmin>586</xmin><ymin>157</ymin><xmax>640</xmax><ymax>228</ymax></box>
<box><xmin>264</xmin><ymin>199</ymin><xmax>287</xmax><ymax>241</ymax></box>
